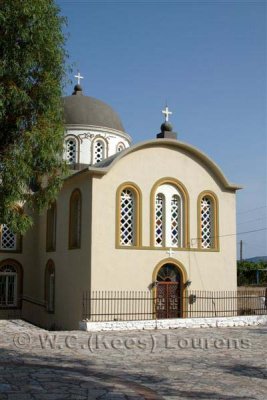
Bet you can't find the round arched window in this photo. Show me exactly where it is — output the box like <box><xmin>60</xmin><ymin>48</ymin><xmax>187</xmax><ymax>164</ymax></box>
<box><xmin>156</xmin><ymin>264</ymin><xmax>181</xmax><ymax>282</ymax></box>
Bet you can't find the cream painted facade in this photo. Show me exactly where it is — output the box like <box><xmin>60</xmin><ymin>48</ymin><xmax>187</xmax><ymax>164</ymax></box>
<box><xmin>0</xmin><ymin>86</ymin><xmax>241</xmax><ymax>330</ymax></box>
<box><xmin>0</xmin><ymin>138</ymin><xmax>240</xmax><ymax>330</ymax></box>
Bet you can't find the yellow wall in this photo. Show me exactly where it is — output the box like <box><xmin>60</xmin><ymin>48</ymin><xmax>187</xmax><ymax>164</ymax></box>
<box><xmin>0</xmin><ymin>143</ymin><xmax>238</xmax><ymax>329</ymax></box>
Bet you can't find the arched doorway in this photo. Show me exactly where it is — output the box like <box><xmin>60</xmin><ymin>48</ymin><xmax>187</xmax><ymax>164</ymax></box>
<box><xmin>156</xmin><ymin>263</ymin><xmax>183</xmax><ymax>319</ymax></box>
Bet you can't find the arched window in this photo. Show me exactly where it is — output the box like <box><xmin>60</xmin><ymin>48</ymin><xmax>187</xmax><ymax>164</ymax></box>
<box><xmin>171</xmin><ymin>195</ymin><xmax>181</xmax><ymax>247</ymax></box>
<box><xmin>155</xmin><ymin>194</ymin><xmax>165</xmax><ymax>246</ymax></box>
<box><xmin>93</xmin><ymin>139</ymin><xmax>106</xmax><ymax>164</ymax></box>
<box><xmin>117</xmin><ymin>183</ymin><xmax>141</xmax><ymax>247</ymax></box>
<box><xmin>65</xmin><ymin>137</ymin><xmax>78</xmax><ymax>164</ymax></box>
<box><xmin>151</xmin><ymin>179</ymin><xmax>189</xmax><ymax>248</ymax></box>
<box><xmin>45</xmin><ymin>260</ymin><xmax>55</xmax><ymax>313</ymax></box>
<box><xmin>46</xmin><ymin>202</ymin><xmax>57</xmax><ymax>252</ymax></box>
<box><xmin>199</xmin><ymin>192</ymin><xmax>218</xmax><ymax>249</ymax></box>
<box><xmin>69</xmin><ymin>189</ymin><xmax>82</xmax><ymax>249</ymax></box>
<box><xmin>0</xmin><ymin>260</ymin><xmax>23</xmax><ymax>308</ymax></box>
<box><xmin>0</xmin><ymin>225</ymin><xmax>17</xmax><ymax>250</ymax></box>
<box><xmin>117</xmin><ymin>142</ymin><xmax>125</xmax><ymax>153</ymax></box>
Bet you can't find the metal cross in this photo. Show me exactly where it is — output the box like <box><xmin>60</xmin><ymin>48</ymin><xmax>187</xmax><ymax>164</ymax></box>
<box><xmin>74</xmin><ymin>72</ymin><xmax>84</xmax><ymax>85</ymax></box>
<box><xmin>166</xmin><ymin>248</ymin><xmax>175</xmax><ymax>257</ymax></box>
<box><xmin>162</xmin><ymin>106</ymin><xmax>172</xmax><ymax>122</ymax></box>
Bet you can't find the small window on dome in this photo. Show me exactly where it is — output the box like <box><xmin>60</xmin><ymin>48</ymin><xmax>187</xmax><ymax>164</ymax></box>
<box><xmin>66</xmin><ymin>138</ymin><xmax>77</xmax><ymax>164</ymax></box>
<box><xmin>93</xmin><ymin>139</ymin><xmax>106</xmax><ymax>164</ymax></box>
<box><xmin>117</xmin><ymin>143</ymin><xmax>125</xmax><ymax>153</ymax></box>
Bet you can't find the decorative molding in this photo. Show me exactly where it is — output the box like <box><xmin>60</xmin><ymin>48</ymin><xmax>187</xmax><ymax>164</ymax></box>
<box><xmin>77</xmin><ymin>132</ymin><xmax>117</xmax><ymax>144</ymax></box>
<box><xmin>88</xmin><ymin>139</ymin><xmax>241</xmax><ymax>191</ymax></box>
<box><xmin>65</xmin><ymin>125</ymin><xmax>132</xmax><ymax>144</ymax></box>
<box><xmin>114</xmin><ymin>245</ymin><xmax>219</xmax><ymax>252</ymax></box>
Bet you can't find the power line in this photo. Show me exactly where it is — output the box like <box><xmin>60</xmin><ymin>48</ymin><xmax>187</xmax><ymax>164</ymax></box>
<box><xmin>191</xmin><ymin>227</ymin><xmax>267</xmax><ymax>243</ymax></box>
<box><xmin>234</xmin><ymin>228</ymin><xmax>266</xmax><ymax>237</ymax></box>
<box><xmin>237</xmin><ymin>218</ymin><xmax>264</xmax><ymax>225</ymax></box>
<box><xmin>237</xmin><ymin>206</ymin><xmax>267</xmax><ymax>215</ymax></box>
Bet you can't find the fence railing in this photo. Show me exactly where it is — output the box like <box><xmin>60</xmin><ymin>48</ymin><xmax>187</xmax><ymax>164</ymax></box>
<box><xmin>82</xmin><ymin>289</ymin><xmax>267</xmax><ymax>322</ymax></box>
<box><xmin>0</xmin><ymin>308</ymin><xmax>22</xmax><ymax>320</ymax></box>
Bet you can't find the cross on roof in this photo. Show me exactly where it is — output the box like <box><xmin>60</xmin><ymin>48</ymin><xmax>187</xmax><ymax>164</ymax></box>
<box><xmin>166</xmin><ymin>248</ymin><xmax>175</xmax><ymax>257</ymax></box>
<box><xmin>162</xmin><ymin>106</ymin><xmax>173</xmax><ymax>122</ymax></box>
<box><xmin>74</xmin><ymin>72</ymin><xmax>84</xmax><ymax>85</ymax></box>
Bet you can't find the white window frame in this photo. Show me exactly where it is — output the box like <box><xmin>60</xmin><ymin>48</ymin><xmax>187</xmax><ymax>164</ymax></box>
<box><xmin>155</xmin><ymin>184</ymin><xmax>183</xmax><ymax>247</ymax></box>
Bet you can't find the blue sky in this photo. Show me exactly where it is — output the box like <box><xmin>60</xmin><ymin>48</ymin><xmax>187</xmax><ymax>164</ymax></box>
<box><xmin>57</xmin><ymin>0</ymin><xmax>266</xmax><ymax>259</ymax></box>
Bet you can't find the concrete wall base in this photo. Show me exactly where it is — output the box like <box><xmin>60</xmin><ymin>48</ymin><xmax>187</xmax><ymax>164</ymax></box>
<box><xmin>79</xmin><ymin>315</ymin><xmax>267</xmax><ymax>332</ymax></box>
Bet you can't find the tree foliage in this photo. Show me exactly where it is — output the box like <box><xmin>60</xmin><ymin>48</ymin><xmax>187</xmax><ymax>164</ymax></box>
<box><xmin>0</xmin><ymin>0</ymin><xmax>68</xmax><ymax>233</ymax></box>
<box><xmin>237</xmin><ymin>260</ymin><xmax>267</xmax><ymax>286</ymax></box>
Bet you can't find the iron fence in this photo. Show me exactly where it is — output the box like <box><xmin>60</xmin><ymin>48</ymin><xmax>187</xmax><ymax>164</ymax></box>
<box><xmin>82</xmin><ymin>289</ymin><xmax>267</xmax><ymax>322</ymax></box>
<box><xmin>0</xmin><ymin>308</ymin><xmax>22</xmax><ymax>320</ymax></box>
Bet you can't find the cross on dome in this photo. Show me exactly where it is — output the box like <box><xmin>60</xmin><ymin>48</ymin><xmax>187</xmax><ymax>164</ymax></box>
<box><xmin>162</xmin><ymin>106</ymin><xmax>173</xmax><ymax>122</ymax></box>
<box><xmin>74</xmin><ymin>71</ymin><xmax>84</xmax><ymax>85</ymax></box>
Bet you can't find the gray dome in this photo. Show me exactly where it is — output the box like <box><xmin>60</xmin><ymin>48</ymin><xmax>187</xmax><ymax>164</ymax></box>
<box><xmin>63</xmin><ymin>88</ymin><xmax>125</xmax><ymax>132</ymax></box>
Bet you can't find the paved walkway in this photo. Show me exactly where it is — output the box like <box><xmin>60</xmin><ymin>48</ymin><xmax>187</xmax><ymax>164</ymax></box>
<box><xmin>0</xmin><ymin>320</ymin><xmax>266</xmax><ymax>399</ymax></box>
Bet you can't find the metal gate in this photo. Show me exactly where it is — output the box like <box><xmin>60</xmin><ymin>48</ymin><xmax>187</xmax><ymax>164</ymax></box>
<box><xmin>156</xmin><ymin>282</ymin><xmax>181</xmax><ymax>319</ymax></box>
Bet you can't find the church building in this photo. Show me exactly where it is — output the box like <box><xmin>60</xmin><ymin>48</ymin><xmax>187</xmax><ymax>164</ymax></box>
<box><xmin>0</xmin><ymin>75</ymin><xmax>241</xmax><ymax>330</ymax></box>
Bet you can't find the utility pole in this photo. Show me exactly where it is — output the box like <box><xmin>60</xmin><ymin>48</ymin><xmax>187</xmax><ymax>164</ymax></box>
<box><xmin>240</xmin><ymin>240</ymin><xmax>243</xmax><ymax>262</ymax></box>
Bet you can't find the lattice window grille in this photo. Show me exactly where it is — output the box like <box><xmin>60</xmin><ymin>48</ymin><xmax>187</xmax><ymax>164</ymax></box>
<box><xmin>171</xmin><ymin>195</ymin><xmax>181</xmax><ymax>246</ymax></box>
<box><xmin>120</xmin><ymin>189</ymin><xmax>135</xmax><ymax>246</ymax></box>
<box><xmin>94</xmin><ymin>141</ymin><xmax>104</xmax><ymax>163</ymax></box>
<box><xmin>0</xmin><ymin>225</ymin><xmax>17</xmax><ymax>250</ymax></box>
<box><xmin>66</xmin><ymin>139</ymin><xmax>77</xmax><ymax>164</ymax></box>
<box><xmin>155</xmin><ymin>194</ymin><xmax>164</xmax><ymax>246</ymax></box>
<box><xmin>0</xmin><ymin>264</ymin><xmax>16</xmax><ymax>273</ymax></box>
<box><xmin>201</xmin><ymin>197</ymin><xmax>214</xmax><ymax>248</ymax></box>
<box><xmin>0</xmin><ymin>264</ymin><xmax>17</xmax><ymax>307</ymax></box>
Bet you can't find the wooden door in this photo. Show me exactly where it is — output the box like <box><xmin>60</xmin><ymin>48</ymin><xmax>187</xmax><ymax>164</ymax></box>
<box><xmin>156</xmin><ymin>282</ymin><xmax>181</xmax><ymax>319</ymax></box>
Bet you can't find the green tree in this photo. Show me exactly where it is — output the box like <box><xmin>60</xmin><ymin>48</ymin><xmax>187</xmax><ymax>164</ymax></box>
<box><xmin>237</xmin><ymin>260</ymin><xmax>267</xmax><ymax>286</ymax></box>
<box><xmin>0</xmin><ymin>0</ymin><xmax>68</xmax><ymax>234</ymax></box>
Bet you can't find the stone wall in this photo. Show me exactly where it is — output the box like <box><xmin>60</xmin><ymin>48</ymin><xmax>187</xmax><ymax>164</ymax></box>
<box><xmin>80</xmin><ymin>315</ymin><xmax>267</xmax><ymax>332</ymax></box>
